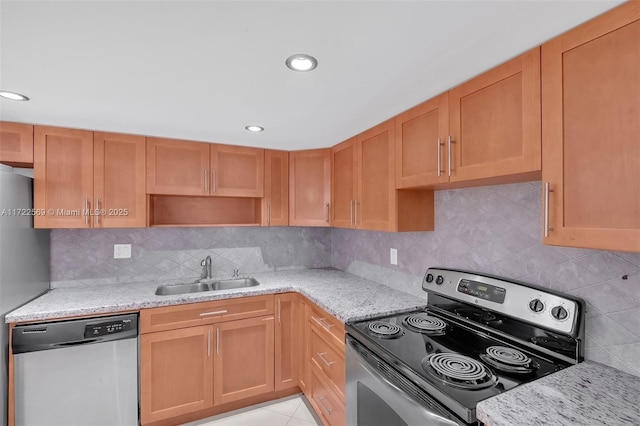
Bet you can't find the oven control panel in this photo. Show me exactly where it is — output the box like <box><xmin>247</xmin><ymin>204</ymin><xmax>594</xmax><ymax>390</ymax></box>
<box><xmin>423</xmin><ymin>268</ymin><xmax>582</xmax><ymax>336</ymax></box>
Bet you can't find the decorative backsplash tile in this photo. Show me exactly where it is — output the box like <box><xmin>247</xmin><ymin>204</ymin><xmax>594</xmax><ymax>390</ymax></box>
<box><xmin>331</xmin><ymin>182</ymin><xmax>640</xmax><ymax>377</ymax></box>
<box><xmin>51</xmin><ymin>227</ymin><xmax>332</xmax><ymax>287</ymax></box>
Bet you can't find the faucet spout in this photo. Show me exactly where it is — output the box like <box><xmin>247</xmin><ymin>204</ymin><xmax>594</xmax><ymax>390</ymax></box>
<box><xmin>200</xmin><ymin>256</ymin><xmax>212</xmax><ymax>280</ymax></box>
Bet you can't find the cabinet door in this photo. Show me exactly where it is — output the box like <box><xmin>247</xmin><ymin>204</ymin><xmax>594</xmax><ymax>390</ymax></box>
<box><xmin>449</xmin><ymin>48</ymin><xmax>541</xmax><ymax>182</ymax></box>
<box><xmin>34</xmin><ymin>126</ymin><xmax>93</xmax><ymax>228</ymax></box>
<box><xmin>395</xmin><ymin>93</ymin><xmax>449</xmax><ymax>188</ymax></box>
<box><xmin>542</xmin><ymin>2</ymin><xmax>640</xmax><ymax>252</ymax></box>
<box><xmin>331</xmin><ymin>137</ymin><xmax>358</xmax><ymax>229</ymax></box>
<box><xmin>139</xmin><ymin>326</ymin><xmax>214</xmax><ymax>424</ymax></box>
<box><xmin>298</xmin><ymin>297</ymin><xmax>310</xmax><ymax>395</ymax></box>
<box><xmin>146</xmin><ymin>137</ymin><xmax>209</xmax><ymax>195</ymax></box>
<box><xmin>275</xmin><ymin>293</ymin><xmax>299</xmax><ymax>391</ymax></box>
<box><xmin>263</xmin><ymin>149</ymin><xmax>289</xmax><ymax>226</ymax></box>
<box><xmin>0</xmin><ymin>122</ymin><xmax>33</xmax><ymax>167</ymax></box>
<box><xmin>357</xmin><ymin>119</ymin><xmax>396</xmax><ymax>231</ymax></box>
<box><xmin>214</xmin><ymin>315</ymin><xmax>275</xmax><ymax>405</ymax></box>
<box><xmin>211</xmin><ymin>144</ymin><xmax>264</xmax><ymax>197</ymax></box>
<box><xmin>289</xmin><ymin>149</ymin><xmax>331</xmax><ymax>227</ymax></box>
<box><xmin>94</xmin><ymin>132</ymin><xmax>146</xmax><ymax>228</ymax></box>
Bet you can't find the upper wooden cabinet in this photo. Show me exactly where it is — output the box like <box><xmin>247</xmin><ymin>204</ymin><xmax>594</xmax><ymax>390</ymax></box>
<box><xmin>93</xmin><ymin>132</ymin><xmax>146</xmax><ymax>228</ymax></box>
<box><xmin>146</xmin><ymin>137</ymin><xmax>209</xmax><ymax>196</ymax></box>
<box><xmin>542</xmin><ymin>2</ymin><xmax>640</xmax><ymax>252</ymax></box>
<box><xmin>147</xmin><ymin>138</ymin><xmax>264</xmax><ymax>197</ymax></box>
<box><xmin>395</xmin><ymin>93</ymin><xmax>449</xmax><ymax>188</ymax></box>
<box><xmin>289</xmin><ymin>149</ymin><xmax>331</xmax><ymax>227</ymax></box>
<box><xmin>0</xmin><ymin>122</ymin><xmax>34</xmax><ymax>167</ymax></box>
<box><xmin>211</xmin><ymin>144</ymin><xmax>264</xmax><ymax>197</ymax></box>
<box><xmin>332</xmin><ymin>120</ymin><xmax>435</xmax><ymax>232</ymax></box>
<box><xmin>448</xmin><ymin>48</ymin><xmax>541</xmax><ymax>183</ymax></box>
<box><xmin>34</xmin><ymin>126</ymin><xmax>146</xmax><ymax>229</ymax></box>
<box><xmin>263</xmin><ymin>150</ymin><xmax>289</xmax><ymax>226</ymax></box>
<box><xmin>34</xmin><ymin>126</ymin><xmax>94</xmax><ymax>228</ymax></box>
<box><xmin>395</xmin><ymin>50</ymin><xmax>542</xmax><ymax>189</ymax></box>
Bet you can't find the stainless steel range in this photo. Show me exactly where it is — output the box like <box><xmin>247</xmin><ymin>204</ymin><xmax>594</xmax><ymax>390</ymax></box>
<box><xmin>345</xmin><ymin>268</ymin><xmax>585</xmax><ymax>425</ymax></box>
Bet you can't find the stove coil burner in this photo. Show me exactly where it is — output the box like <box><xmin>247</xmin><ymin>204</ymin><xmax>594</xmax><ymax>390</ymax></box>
<box><xmin>367</xmin><ymin>322</ymin><xmax>404</xmax><ymax>339</ymax></box>
<box><xmin>403</xmin><ymin>314</ymin><xmax>448</xmax><ymax>335</ymax></box>
<box><xmin>480</xmin><ymin>346</ymin><xmax>537</xmax><ymax>374</ymax></box>
<box><xmin>422</xmin><ymin>353</ymin><xmax>497</xmax><ymax>390</ymax></box>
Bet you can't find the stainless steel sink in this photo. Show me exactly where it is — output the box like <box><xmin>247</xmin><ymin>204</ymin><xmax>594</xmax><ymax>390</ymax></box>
<box><xmin>211</xmin><ymin>277</ymin><xmax>260</xmax><ymax>290</ymax></box>
<box><xmin>155</xmin><ymin>282</ymin><xmax>210</xmax><ymax>296</ymax></box>
<box><xmin>155</xmin><ymin>277</ymin><xmax>259</xmax><ymax>295</ymax></box>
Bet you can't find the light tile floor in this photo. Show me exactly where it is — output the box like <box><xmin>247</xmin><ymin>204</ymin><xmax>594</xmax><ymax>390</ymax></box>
<box><xmin>183</xmin><ymin>395</ymin><xmax>322</xmax><ymax>426</ymax></box>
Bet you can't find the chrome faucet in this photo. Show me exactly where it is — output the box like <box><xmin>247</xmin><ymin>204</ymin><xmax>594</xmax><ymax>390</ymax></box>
<box><xmin>200</xmin><ymin>256</ymin><xmax>212</xmax><ymax>281</ymax></box>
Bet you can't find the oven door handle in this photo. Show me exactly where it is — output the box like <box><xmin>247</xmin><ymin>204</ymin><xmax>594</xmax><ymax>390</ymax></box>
<box><xmin>346</xmin><ymin>339</ymin><xmax>464</xmax><ymax>426</ymax></box>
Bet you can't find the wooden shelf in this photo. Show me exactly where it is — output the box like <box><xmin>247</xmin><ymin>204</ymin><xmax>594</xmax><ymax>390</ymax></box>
<box><xmin>148</xmin><ymin>195</ymin><xmax>261</xmax><ymax>227</ymax></box>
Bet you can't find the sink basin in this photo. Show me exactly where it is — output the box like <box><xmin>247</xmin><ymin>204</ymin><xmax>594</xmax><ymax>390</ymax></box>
<box><xmin>211</xmin><ymin>277</ymin><xmax>260</xmax><ymax>290</ymax></box>
<box><xmin>155</xmin><ymin>282</ymin><xmax>210</xmax><ymax>296</ymax></box>
<box><xmin>155</xmin><ymin>277</ymin><xmax>259</xmax><ymax>295</ymax></box>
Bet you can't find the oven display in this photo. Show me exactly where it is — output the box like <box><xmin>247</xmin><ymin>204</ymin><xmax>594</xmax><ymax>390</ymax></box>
<box><xmin>457</xmin><ymin>279</ymin><xmax>506</xmax><ymax>303</ymax></box>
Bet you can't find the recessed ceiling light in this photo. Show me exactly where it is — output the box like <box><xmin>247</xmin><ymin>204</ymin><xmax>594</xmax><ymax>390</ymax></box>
<box><xmin>245</xmin><ymin>125</ymin><xmax>264</xmax><ymax>132</ymax></box>
<box><xmin>0</xmin><ymin>90</ymin><xmax>29</xmax><ymax>101</ymax></box>
<box><xmin>285</xmin><ymin>54</ymin><xmax>318</xmax><ymax>72</ymax></box>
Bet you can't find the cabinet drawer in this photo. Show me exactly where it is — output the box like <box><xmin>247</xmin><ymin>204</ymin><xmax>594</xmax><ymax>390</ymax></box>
<box><xmin>307</xmin><ymin>304</ymin><xmax>344</xmax><ymax>349</ymax></box>
<box><xmin>140</xmin><ymin>295</ymin><xmax>274</xmax><ymax>333</ymax></box>
<box><xmin>310</xmin><ymin>365</ymin><xmax>345</xmax><ymax>426</ymax></box>
<box><xmin>310</xmin><ymin>322</ymin><xmax>345</xmax><ymax>402</ymax></box>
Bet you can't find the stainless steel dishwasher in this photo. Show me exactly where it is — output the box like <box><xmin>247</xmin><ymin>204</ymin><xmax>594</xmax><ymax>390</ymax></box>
<box><xmin>12</xmin><ymin>313</ymin><xmax>139</xmax><ymax>426</ymax></box>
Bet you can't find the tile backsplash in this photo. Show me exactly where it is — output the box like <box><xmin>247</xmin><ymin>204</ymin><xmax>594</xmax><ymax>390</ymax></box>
<box><xmin>331</xmin><ymin>182</ymin><xmax>640</xmax><ymax>377</ymax></box>
<box><xmin>51</xmin><ymin>227</ymin><xmax>332</xmax><ymax>287</ymax></box>
<box><xmin>50</xmin><ymin>182</ymin><xmax>639</xmax><ymax>377</ymax></box>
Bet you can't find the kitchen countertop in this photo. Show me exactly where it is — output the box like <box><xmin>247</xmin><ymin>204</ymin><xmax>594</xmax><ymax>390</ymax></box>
<box><xmin>5</xmin><ymin>268</ymin><xmax>427</xmax><ymax>323</ymax></box>
<box><xmin>476</xmin><ymin>360</ymin><xmax>640</xmax><ymax>426</ymax></box>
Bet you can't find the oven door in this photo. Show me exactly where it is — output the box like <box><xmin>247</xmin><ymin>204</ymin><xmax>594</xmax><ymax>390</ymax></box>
<box><xmin>346</xmin><ymin>336</ymin><xmax>466</xmax><ymax>426</ymax></box>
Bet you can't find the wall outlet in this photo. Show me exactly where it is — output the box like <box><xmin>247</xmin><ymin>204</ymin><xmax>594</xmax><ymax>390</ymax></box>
<box><xmin>114</xmin><ymin>244</ymin><xmax>132</xmax><ymax>259</ymax></box>
<box><xmin>390</xmin><ymin>248</ymin><xmax>398</xmax><ymax>265</ymax></box>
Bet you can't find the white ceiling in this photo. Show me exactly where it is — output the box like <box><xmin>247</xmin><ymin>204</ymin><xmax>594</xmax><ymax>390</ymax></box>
<box><xmin>0</xmin><ymin>0</ymin><xmax>625</xmax><ymax>151</ymax></box>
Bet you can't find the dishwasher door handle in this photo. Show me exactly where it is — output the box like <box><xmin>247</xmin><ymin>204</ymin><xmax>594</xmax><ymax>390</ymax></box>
<box><xmin>52</xmin><ymin>339</ymin><xmax>99</xmax><ymax>348</ymax></box>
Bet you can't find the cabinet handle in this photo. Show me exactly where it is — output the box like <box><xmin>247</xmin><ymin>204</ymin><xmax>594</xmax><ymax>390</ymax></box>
<box><xmin>312</xmin><ymin>316</ymin><xmax>334</xmax><ymax>330</ymax></box>
<box><xmin>317</xmin><ymin>352</ymin><xmax>335</xmax><ymax>367</ymax></box>
<box><xmin>277</xmin><ymin>298</ymin><xmax>281</xmax><ymax>322</ymax></box>
<box><xmin>199</xmin><ymin>310</ymin><xmax>227</xmax><ymax>317</ymax></box>
<box><xmin>437</xmin><ymin>138</ymin><xmax>443</xmax><ymax>177</ymax></box>
<box><xmin>318</xmin><ymin>397</ymin><xmax>334</xmax><ymax>415</ymax></box>
<box><xmin>544</xmin><ymin>182</ymin><xmax>554</xmax><ymax>238</ymax></box>
<box><xmin>84</xmin><ymin>198</ymin><xmax>89</xmax><ymax>225</ymax></box>
<box><xmin>267</xmin><ymin>202</ymin><xmax>271</xmax><ymax>226</ymax></box>
<box><xmin>325</xmin><ymin>203</ymin><xmax>330</xmax><ymax>224</ymax></box>
<box><xmin>350</xmin><ymin>200</ymin><xmax>353</xmax><ymax>226</ymax></box>
<box><xmin>95</xmin><ymin>197</ymin><xmax>100</xmax><ymax>226</ymax></box>
<box><xmin>448</xmin><ymin>136</ymin><xmax>455</xmax><ymax>177</ymax></box>
<box><xmin>204</xmin><ymin>170</ymin><xmax>208</xmax><ymax>193</ymax></box>
<box><xmin>216</xmin><ymin>328</ymin><xmax>220</xmax><ymax>355</ymax></box>
<box><xmin>354</xmin><ymin>200</ymin><xmax>358</xmax><ymax>226</ymax></box>
<box><xmin>208</xmin><ymin>329</ymin><xmax>211</xmax><ymax>357</ymax></box>
<box><xmin>212</xmin><ymin>170</ymin><xmax>217</xmax><ymax>193</ymax></box>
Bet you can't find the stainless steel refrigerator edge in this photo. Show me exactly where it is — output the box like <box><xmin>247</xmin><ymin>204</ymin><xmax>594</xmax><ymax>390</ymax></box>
<box><xmin>0</xmin><ymin>164</ymin><xmax>50</xmax><ymax>426</ymax></box>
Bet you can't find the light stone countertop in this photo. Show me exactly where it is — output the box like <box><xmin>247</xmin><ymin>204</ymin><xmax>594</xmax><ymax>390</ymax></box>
<box><xmin>5</xmin><ymin>268</ymin><xmax>427</xmax><ymax>323</ymax></box>
<box><xmin>476</xmin><ymin>361</ymin><xmax>640</xmax><ymax>426</ymax></box>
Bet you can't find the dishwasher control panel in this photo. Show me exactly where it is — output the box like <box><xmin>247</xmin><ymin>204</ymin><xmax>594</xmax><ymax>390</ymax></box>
<box><xmin>84</xmin><ymin>318</ymin><xmax>134</xmax><ymax>338</ymax></box>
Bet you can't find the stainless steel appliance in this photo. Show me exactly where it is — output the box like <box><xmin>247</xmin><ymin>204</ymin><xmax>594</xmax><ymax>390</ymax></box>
<box><xmin>346</xmin><ymin>268</ymin><xmax>585</xmax><ymax>425</ymax></box>
<box><xmin>0</xmin><ymin>164</ymin><xmax>50</xmax><ymax>425</ymax></box>
<box><xmin>12</xmin><ymin>313</ymin><xmax>139</xmax><ymax>426</ymax></box>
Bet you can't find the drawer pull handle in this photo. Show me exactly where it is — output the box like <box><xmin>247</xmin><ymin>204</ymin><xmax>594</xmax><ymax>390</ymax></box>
<box><xmin>262</xmin><ymin>316</ymin><xmax>274</xmax><ymax>321</ymax></box>
<box><xmin>317</xmin><ymin>352</ymin><xmax>335</xmax><ymax>367</ymax></box>
<box><xmin>200</xmin><ymin>310</ymin><xmax>227</xmax><ymax>317</ymax></box>
<box><xmin>318</xmin><ymin>396</ymin><xmax>334</xmax><ymax>415</ymax></box>
<box><xmin>313</xmin><ymin>316</ymin><xmax>334</xmax><ymax>330</ymax></box>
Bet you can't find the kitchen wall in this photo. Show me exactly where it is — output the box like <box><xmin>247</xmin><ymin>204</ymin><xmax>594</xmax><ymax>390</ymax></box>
<box><xmin>50</xmin><ymin>227</ymin><xmax>332</xmax><ymax>287</ymax></box>
<box><xmin>331</xmin><ymin>181</ymin><xmax>640</xmax><ymax>377</ymax></box>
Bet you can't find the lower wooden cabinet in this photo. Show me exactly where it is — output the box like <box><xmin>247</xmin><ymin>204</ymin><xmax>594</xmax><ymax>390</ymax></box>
<box><xmin>139</xmin><ymin>325</ymin><xmax>214</xmax><ymax>424</ymax></box>
<box><xmin>310</xmin><ymin>365</ymin><xmax>346</xmax><ymax>426</ymax></box>
<box><xmin>275</xmin><ymin>293</ymin><xmax>299</xmax><ymax>391</ymax></box>
<box><xmin>214</xmin><ymin>315</ymin><xmax>275</xmax><ymax>405</ymax></box>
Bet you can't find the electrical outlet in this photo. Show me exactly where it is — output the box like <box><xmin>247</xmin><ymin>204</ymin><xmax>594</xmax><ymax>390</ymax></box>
<box><xmin>390</xmin><ymin>248</ymin><xmax>398</xmax><ymax>265</ymax></box>
<box><xmin>114</xmin><ymin>244</ymin><xmax>132</xmax><ymax>259</ymax></box>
